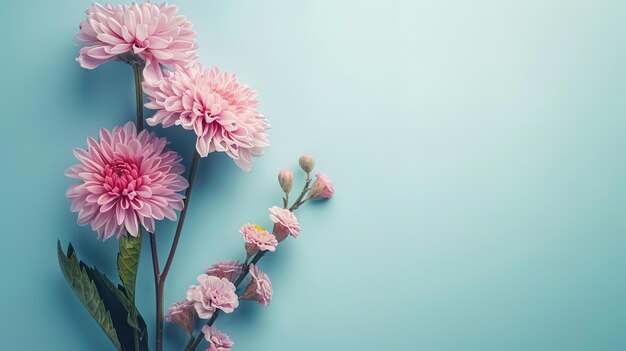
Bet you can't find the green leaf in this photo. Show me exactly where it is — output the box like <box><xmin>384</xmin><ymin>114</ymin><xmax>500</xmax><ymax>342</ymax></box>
<box><xmin>117</xmin><ymin>232</ymin><xmax>144</xmax><ymax>350</ymax></box>
<box><xmin>86</xmin><ymin>272</ymin><xmax>148</xmax><ymax>350</ymax></box>
<box><xmin>118</xmin><ymin>233</ymin><xmax>142</xmax><ymax>300</ymax></box>
<box><xmin>58</xmin><ymin>240</ymin><xmax>150</xmax><ymax>351</ymax></box>
<box><xmin>57</xmin><ymin>240</ymin><xmax>122</xmax><ymax>350</ymax></box>
<box><xmin>90</xmin><ymin>267</ymin><xmax>132</xmax><ymax>309</ymax></box>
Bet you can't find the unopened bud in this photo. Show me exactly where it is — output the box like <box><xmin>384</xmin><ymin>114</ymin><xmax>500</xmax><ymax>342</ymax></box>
<box><xmin>298</xmin><ymin>154</ymin><xmax>315</xmax><ymax>173</ymax></box>
<box><xmin>308</xmin><ymin>172</ymin><xmax>334</xmax><ymax>200</ymax></box>
<box><xmin>278</xmin><ymin>169</ymin><xmax>294</xmax><ymax>193</ymax></box>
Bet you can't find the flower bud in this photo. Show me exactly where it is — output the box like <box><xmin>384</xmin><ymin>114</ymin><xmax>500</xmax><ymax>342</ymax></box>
<box><xmin>277</xmin><ymin>169</ymin><xmax>294</xmax><ymax>193</ymax></box>
<box><xmin>298</xmin><ymin>154</ymin><xmax>315</xmax><ymax>173</ymax></box>
<box><xmin>308</xmin><ymin>172</ymin><xmax>334</xmax><ymax>200</ymax></box>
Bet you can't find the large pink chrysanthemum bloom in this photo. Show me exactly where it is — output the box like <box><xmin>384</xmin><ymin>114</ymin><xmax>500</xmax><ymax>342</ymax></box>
<box><xmin>240</xmin><ymin>224</ymin><xmax>278</xmax><ymax>258</ymax></box>
<box><xmin>204</xmin><ymin>261</ymin><xmax>243</xmax><ymax>283</ymax></box>
<box><xmin>269</xmin><ymin>206</ymin><xmax>301</xmax><ymax>242</ymax></box>
<box><xmin>202</xmin><ymin>325</ymin><xmax>233</xmax><ymax>351</ymax></box>
<box><xmin>143</xmin><ymin>63</ymin><xmax>270</xmax><ymax>171</ymax></box>
<box><xmin>65</xmin><ymin>122</ymin><xmax>188</xmax><ymax>240</ymax></box>
<box><xmin>76</xmin><ymin>2</ymin><xmax>198</xmax><ymax>82</ymax></box>
<box><xmin>241</xmin><ymin>264</ymin><xmax>273</xmax><ymax>306</ymax></box>
<box><xmin>186</xmin><ymin>274</ymin><xmax>239</xmax><ymax>319</ymax></box>
<box><xmin>166</xmin><ymin>300</ymin><xmax>196</xmax><ymax>336</ymax></box>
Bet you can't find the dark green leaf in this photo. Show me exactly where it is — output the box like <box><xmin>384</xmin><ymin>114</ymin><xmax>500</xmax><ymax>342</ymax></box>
<box><xmin>58</xmin><ymin>241</ymin><xmax>149</xmax><ymax>351</ymax></box>
<box><xmin>83</xmin><ymin>252</ymin><xmax>148</xmax><ymax>350</ymax></box>
<box><xmin>57</xmin><ymin>240</ymin><xmax>122</xmax><ymax>350</ymax></box>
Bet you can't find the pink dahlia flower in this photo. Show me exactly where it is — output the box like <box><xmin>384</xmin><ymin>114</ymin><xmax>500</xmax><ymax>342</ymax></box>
<box><xmin>240</xmin><ymin>224</ymin><xmax>278</xmax><ymax>258</ymax></box>
<box><xmin>202</xmin><ymin>325</ymin><xmax>233</xmax><ymax>351</ymax></box>
<box><xmin>204</xmin><ymin>261</ymin><xmax>243</xmax><ymax>283</ymax></box>
<box><xmin>269</xmin><ymin>206</ymin><xmax>301</xmax><ymax>242</ymax></box>
<box><xmin>309</xmin><ymin>172</ymin><xmax>334</xmax><ymax>200</ymax></box>
<box><xmin>76</xmin><ymin>2</ymin><xmax>198</xmax><ymax>82</ymax></box>
<box><xmin>65</xmin><ymin>122</ymin><xmax>188</xmax><ymax>240</ymax></box>
<box><xmin>241</xmin><ymin>264</ymin><xmax>273</xmax><ymax>306</ymax></box>
<box><xmin>143</xmin><ymin>63</ymin><xmax>270</xmax><ymax>171</ymax></box>
<box><xmin>165</xmin><ymin>299</ymin><xmax>196</xmax><ymax>336</ymax></box>
<box><xmin>186</xmin><ymin>274</ymin><xmax>239</xmax><ymax>319</ymax></box>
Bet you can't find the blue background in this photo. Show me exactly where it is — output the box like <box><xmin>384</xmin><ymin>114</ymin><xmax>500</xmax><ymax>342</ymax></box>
<box><xmin>2</xmin><ymin>0</ymin><xmax>626</xmax><ymax>350</ymax></box>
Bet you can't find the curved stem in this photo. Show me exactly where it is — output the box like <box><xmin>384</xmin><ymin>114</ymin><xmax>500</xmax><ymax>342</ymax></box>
<box><xmin>133</xmin><ymin>64</ymin><xmax>144</xmax><ymax>131</ymax></box>
<box><xmin>149</xmin><ymin>232</ymin><xmax>162</xmax><ymax>351</ymax></box>
<box><xmin>162</xmin><ymin>151</ymin><xmax>201</xmax><ymax>281</ymax></box>
<box><xmin>289</xmin><ymin>173</ymin><xmax>311</xmax><ymax>211</ymax></box>
<box><xmin>130</xmin><ymin>64</ymin><xmax>144</xmax><ymax>351</ymax></box>
<box><xmin>157</xmin><ymin>151</ymin><xmax>201</xmax><ymax>351</ymax></box>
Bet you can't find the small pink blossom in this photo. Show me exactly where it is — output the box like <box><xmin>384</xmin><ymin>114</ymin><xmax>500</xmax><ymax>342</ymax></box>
<box><xmin>65</xmin><ymin>122</ymin><xmax>188</xmax><ymax>240</ymax></box>
<box><xmin>241</xmin><ymin>264</ymin><xmax>273</xmax><ymax>306</ymax></box>
<box><xmin>202</xmin><ymin>325</ymin><xmax>233</xmax><ymax>351</ymax></box>
<box><xmin>144</xmin><ymin>63</ymin><xmax>270</xmax><ymax>171</ymax></box>
<box><xmin>240</xmin><ymin>224</ymin><xmax>278</xmax><ymax>258</ymax></box>
<box><xmin>165</xmin><ymin>300</ymin><xmax>196</xmax><ymax>336</ymax></box>
<box><xmin>309</xmin><ymin>172</ymin><xmax>334</xmax><ymax>200</ymax></box>
<box><xmin>204</xmin><ymin>261</ymin><xmax>243</xmax><ymax>283</ymax></box>
<box><xmin>186</xmin><ymin>274</ymin><xmax>239</xmax><ymax>319</ymax></box>
<box><xmin>75</xmin><ymin>2</ymin><xmax>198</xmax><ymax>82</ymax></box>
<box><xmin>269</xmin><ymin>206</ymin><xmax>301</xmax><ymax>242</ymax></box>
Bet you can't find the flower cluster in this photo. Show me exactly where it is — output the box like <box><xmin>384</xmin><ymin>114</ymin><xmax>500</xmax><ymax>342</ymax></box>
<box><xmin>69</xmin><ymin>3</ymin><xmax>334</xmax><ymax>351</ymax></box>
<box><xmin>165</xmin><ymin>154</ymin><xmax>333</xmax><ymax>348</ymax></box>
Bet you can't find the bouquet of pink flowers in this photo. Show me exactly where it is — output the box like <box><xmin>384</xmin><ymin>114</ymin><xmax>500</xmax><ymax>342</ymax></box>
<box><xmin>58</xmin><ymin>3</ymin><xmax>334</xmax><ymax>351</ymax></box>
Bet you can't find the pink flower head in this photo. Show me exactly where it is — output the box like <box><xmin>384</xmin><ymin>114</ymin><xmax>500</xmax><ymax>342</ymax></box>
<box><xmin>165</xmin><ymin>299</ymin><xmax>196</xmax><ymax>336</ymax></box>
<box><xmin>269</xmin><ymin>206</ymin><xmax>301</xmax><ymax>242</ymax></box>
<box><xmin>309</xmin><ymin>172</ymin><xmax>334</xmax><ymax>200</ymax></box>
<box><xmin>202</xmin><ymin>325</ymin><xmax>233</xmax><ymax>351</ymax></box>
<box><xmin>241</xmin><ymin>264</ymin><xmax>273</xmax><ymax>306</ymax></box>
<box><xmin>65</xmin><ymin>122</ymin><xmax>188</xmax><ymax>240</ymax></box>
<box><xmin>204</xmin><ymin>261</ymin><xmax>243</xmax><ymax>283</ymax></box>
<box><xmin>143</xmin><ymin>63</ymin><xmax>270</xmax><ymax>171</ymax></box>
<box><xmin>240</xmin><ymin>224</ymin><xmax>278</xmax><ymax>258</ymax></box>
<box><xmin>186</xmin><ymin>274</ymin><xmax>239</xmax><ymax>319</ymax></box>
<box><xmin>76</xmin><ymin>2</ymin><xmax>198</xmax><ymax>82</ymax></box>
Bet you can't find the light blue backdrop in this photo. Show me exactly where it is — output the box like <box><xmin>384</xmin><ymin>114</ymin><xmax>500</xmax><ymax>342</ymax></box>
<box><xmin>1</xmin><ymin>0</ymin><xmax>625</xmax><ymax>350</ymax></box>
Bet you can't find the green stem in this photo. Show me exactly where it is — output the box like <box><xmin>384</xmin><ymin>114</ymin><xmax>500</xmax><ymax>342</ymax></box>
<box><xmin>131</xmin><ymin>231</ymin><xmax>141</xmax><ymax>351</ymax></box>
<box><xmin>130</xmin><ymin>65</ymin><xmax>144</xmax><ymax>350</ymax></box>
<box><xmin>158</xmin><ymin>151</ymin><xmax>201</xmax><ymax>351</ymax></box>
<box><xmin>149</xmin><ymin>232</ymin><xmax>162</xmax><ymax>351</ymax></box>
<box><xmin>289</xmin><ymin>173</ymin><xmax>311</xmax><ymax>211</ymax></box>
<box><xmin>133</xmin><ymin>64</ymin><xmax>144</xmax><ymax>131</ymax></box>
